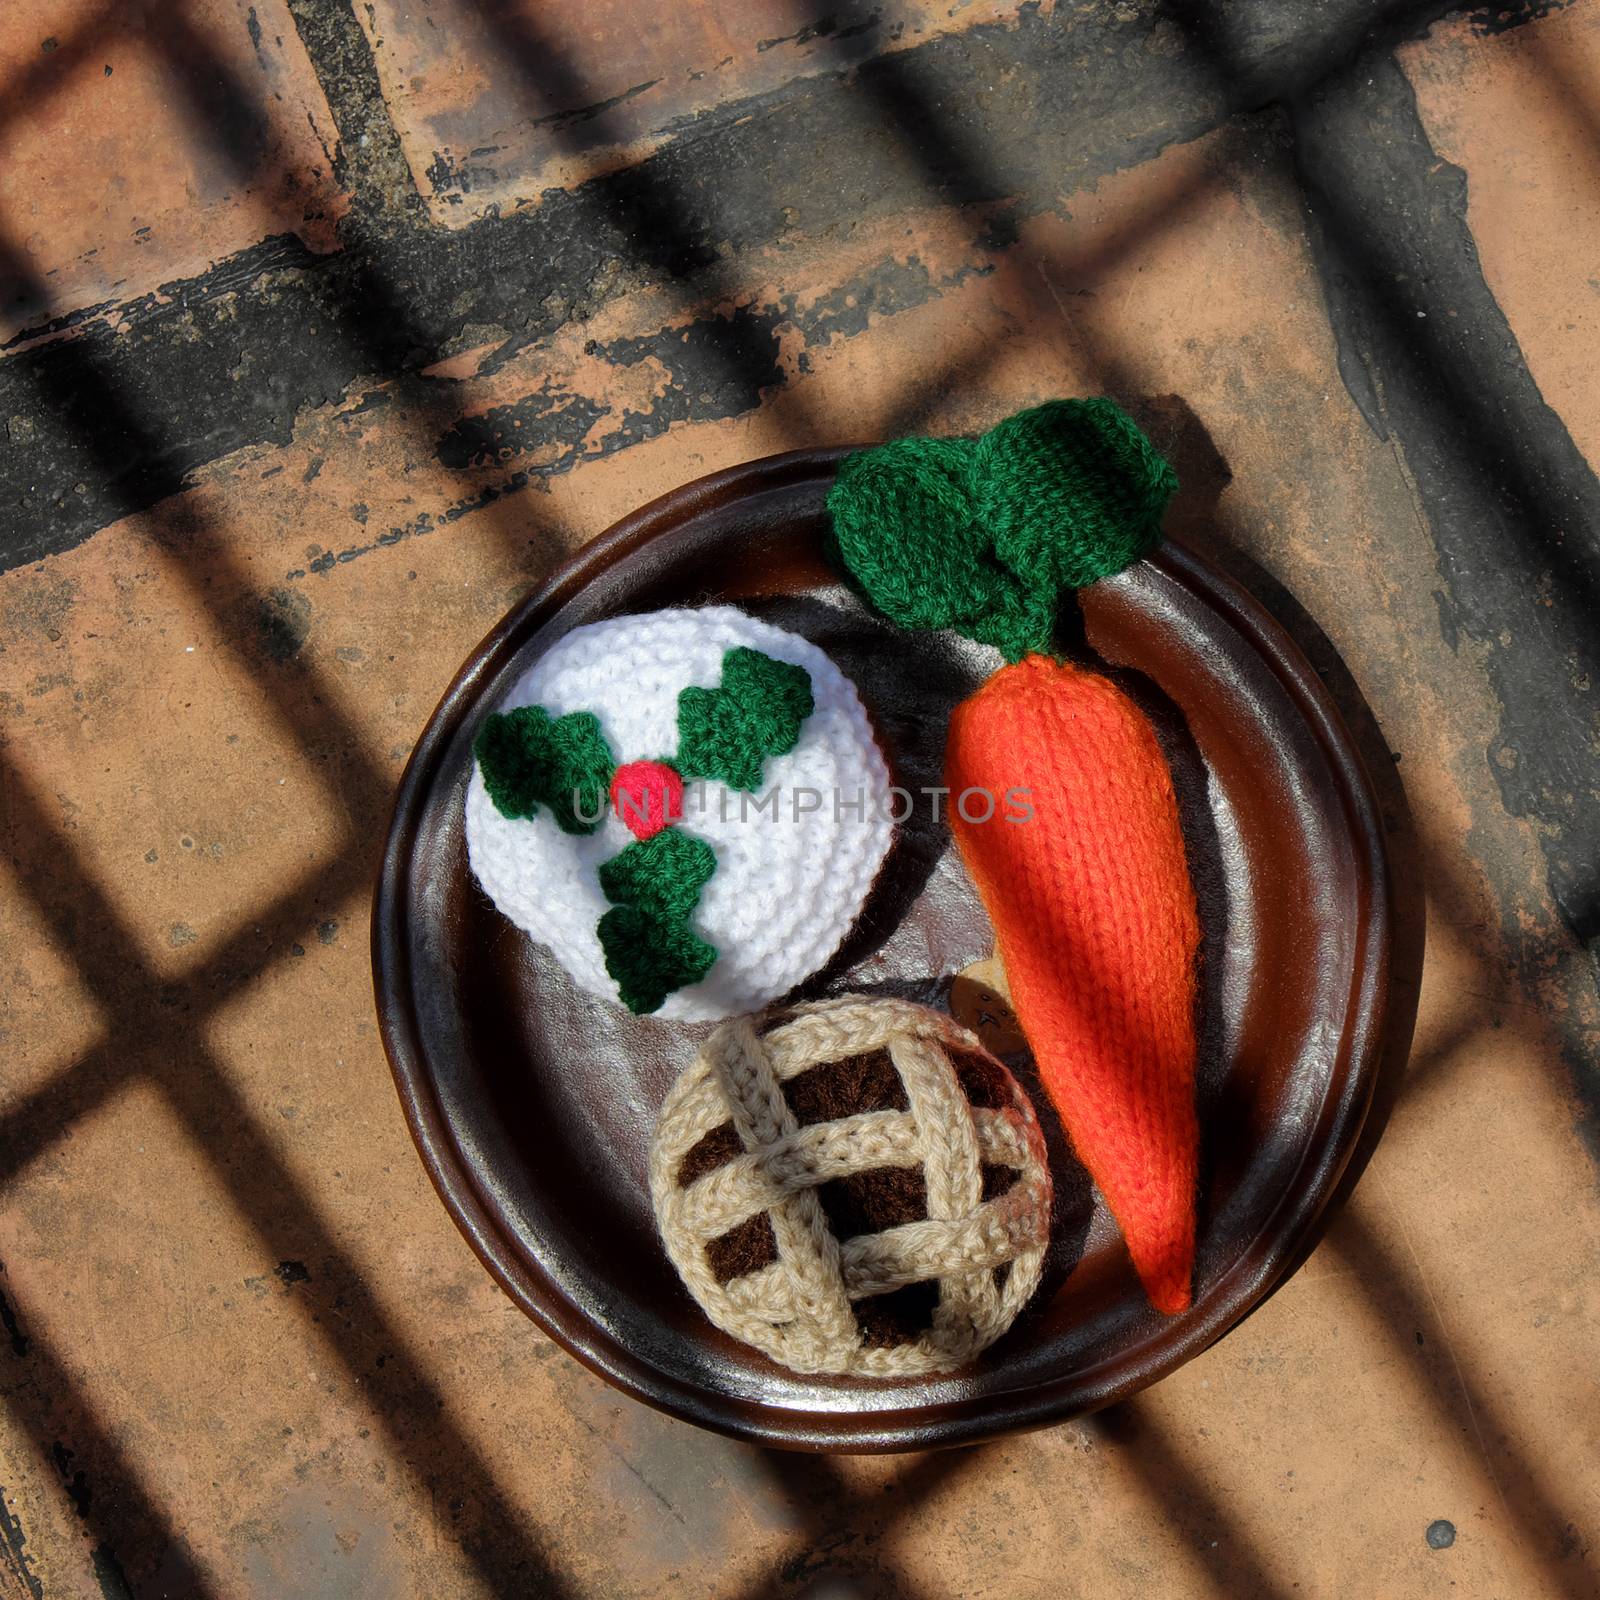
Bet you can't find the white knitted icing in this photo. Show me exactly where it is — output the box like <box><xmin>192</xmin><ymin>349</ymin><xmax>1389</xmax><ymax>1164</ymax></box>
<box><xmin>464</xmin><ymin>606</ymin><xmax>894</xmax><ymax>1021</ymax></box>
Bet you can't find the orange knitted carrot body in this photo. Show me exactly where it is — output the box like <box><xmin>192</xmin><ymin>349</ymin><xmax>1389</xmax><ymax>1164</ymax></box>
<box><xmin>946</xmin><ymin>655</ymin><xmax>1200</xmax><ymax>1314</ymax></box>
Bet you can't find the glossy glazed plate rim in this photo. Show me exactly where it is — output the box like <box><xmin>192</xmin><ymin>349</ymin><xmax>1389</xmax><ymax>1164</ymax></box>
<box><xmin>372</xmin><ymin>446</ymin><xmax>1391</xmax><ymax>1453</ymax></box>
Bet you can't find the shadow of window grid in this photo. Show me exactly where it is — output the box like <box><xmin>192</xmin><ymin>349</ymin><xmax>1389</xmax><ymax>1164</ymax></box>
<box><xmin>0</xmin><ymin>5</ymin><xmax>916</xmax><ymax>1591</ymax></box>
<box><xmin>0</xmin><ymin>9</ymin><xmax>583</xmax><ymax>1594</ymax></box>
<box><xmin>0</xmin><ymin>406</ymin><xmax>579</xmax><ymax>1600</ymax></box>
<box><xmin>492</xmin><ymin>8</ymin><xmax>1600</xmax><ymax>1595</ymax></box>
<box><xmin>8</xmin><ymin>0</ymin><xmax>1578</xmax><ymax>1594</ymax></box>
<box><xmin>0</xmin><ymin>1</ymin><xmax>1336</xmax><ymax>1593</ymax></box>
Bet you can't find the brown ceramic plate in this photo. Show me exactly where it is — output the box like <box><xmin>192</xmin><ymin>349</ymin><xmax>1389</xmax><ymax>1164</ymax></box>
<box><xmin>373</xmin><ymin>447</ymin><xmax>1389</xmax><ymax>1452</ymax></box>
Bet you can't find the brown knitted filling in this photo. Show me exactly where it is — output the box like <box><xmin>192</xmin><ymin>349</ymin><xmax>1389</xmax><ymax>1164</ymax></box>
<box><xmin>679</xmin><ymin>1042</ymin><xmax>1025</xmax><ymax>1339</ymax></box>
<box><xmin>981</xmin><ymin>1162</ymin><xmax>1017</xmax><ymax>1201</ymax></box>
<box><xmin>817</xmin><ymin>1167</ymin><xmax>925</xmax><ymax>1240</ymax></box>
<box><xmin>705</xmin><ymin>1212</ymin><xmax>777</xmax><ymax>1284</ymax></box>
<box><xmin>950</xmin><ymin>1048</ymin><xmax>1011</xmax><ymax>1111</ymax></box>
<box><xmin>677</xmin><ymin>1122</ymin><xmax>744</xmax><ymax>1187</ymax></box>
<box><xmin>784</xmin><ymin>1050</ymin><xmax>906</xmax><ymax>1124</ymax></box>
<box><xmin>855</xmin><ymin>1281</ymin><xmax>941</xmax><ymax>1347</ymax></box>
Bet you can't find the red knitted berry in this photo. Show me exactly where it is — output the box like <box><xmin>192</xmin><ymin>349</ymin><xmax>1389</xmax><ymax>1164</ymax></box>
<box><xmin>610</xmin><ymin>760</ymin><xmax>685</xmax><ymax>841</ymax></box>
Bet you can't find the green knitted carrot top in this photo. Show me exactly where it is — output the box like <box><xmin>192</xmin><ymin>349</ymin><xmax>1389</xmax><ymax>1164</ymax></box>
<box><xmin>826</xmin><ymin>398</ymin><xmax>1177</xmax><ymax>660</ymax></box>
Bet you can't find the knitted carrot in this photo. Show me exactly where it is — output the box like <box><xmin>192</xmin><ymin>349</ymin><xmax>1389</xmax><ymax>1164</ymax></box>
<box><xmin>947</xmin><ymin>659</ymin><xmax>1198</xmax><ymax>1312</ymax></box>
<box><xmin>827</xmin><ymin>399</ymin><xmax>1201</xmax><ymax>1314</ymax></box>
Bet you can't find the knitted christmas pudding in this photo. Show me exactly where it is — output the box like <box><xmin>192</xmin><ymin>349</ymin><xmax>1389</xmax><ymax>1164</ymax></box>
<box><xmin>465</xmin><ymin>607</ymin><xmax>894</xmax><ymax>1021</ymax></box>
<box><xmin>828</xmin><ymin>399</ymin><xmax>1203</xmax><ymax>1316</ymax></box>
<box><xmin>650</xmin><ymin>997</ymin><xmax>1051</xmax><ymax>1377</ymax></box>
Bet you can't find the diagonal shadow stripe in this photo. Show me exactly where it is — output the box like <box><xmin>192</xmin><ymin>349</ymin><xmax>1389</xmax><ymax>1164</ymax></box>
<box><xmin>731</xmin><ymin>1445</ymin><xmax>985</xmax><ymax>1600</ymax></box>
<box><xmin>8</xmin><ymin>6</ymin><xmax>1572</xmax><ymax>1595</ymax></box>
<box><xmin>0</xmin><ymin>2</ymin><xmax>119</xmax><ymax>148</ymax></box>
<box><xmin>1095</xmin><ymin>1396</ymin><xmax>1295</xmax><ymax>1599</ymax></box>
<box><xmin>0</xmin><ymin>26</ymin><xmax>584</xmax><ymax>1587</ymax></box>
<box><xmin>1332</xmin><ymin>1205</ymin><xmax>1596</xmax><ymax>1596</ymax></box>
<box><xmin>0</xmin><ymin>1253</ymin><xmax>216</xmax><ymax>1592</ymax></box>
<box><xmin>0</xmin><ymin>236</ymin><xmax>393</xmax><ymax>809</ymax></box>
<box><xmin>459</xmin><ymin>0</ymin><xmax>826</xmax><ymax>464</ymax></box>
<box><xmin>0</xmin><ymin>841</ymin><xmax>374</xmax><ymax>1193</ymax></box>
<box><xmin>0</xmin><ymin>1036</ymin><xmax>130</xmax><ymax>1200</ymax></box>
<box><xmin>0</xmin><ymin>758</ymin><xmax>578</xmax><ymax>1596</ymax></box>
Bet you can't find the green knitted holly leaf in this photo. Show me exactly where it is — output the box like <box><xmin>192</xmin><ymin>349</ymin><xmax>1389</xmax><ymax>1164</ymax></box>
<box><xmin>597</xmin><ymin>826</ymin><xmax>718</xmax><ymax>1014</ymax></box>
<box><xmin>474</xmin><ymin>704</ymin><xmax>614</xmax><ymax>834</ymax></box>
<box><xmin>974</xmin><ymin>398</ymin><xmax>1177</xmax><ymax>591</ymax></box>
<box><xmin>675</xmin><ymin>646</ymin><xmax>815</xmax><ymax>792</ymax></box>
<box><xmin>825</xmin><ymin>397</ymin><xmax>1177</xmax><ymax>661</ymax></box>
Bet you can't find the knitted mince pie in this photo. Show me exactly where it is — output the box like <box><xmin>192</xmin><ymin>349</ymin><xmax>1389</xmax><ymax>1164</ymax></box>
<box><xmin>650</xmin><ymin>997</ymin><xmax>1051</xmax><ymax>1377</ymax></box>
<box><xmin>465</xmin><ymin>607</ymin><xmax>894</xmax><ymax>1020</ymax></box>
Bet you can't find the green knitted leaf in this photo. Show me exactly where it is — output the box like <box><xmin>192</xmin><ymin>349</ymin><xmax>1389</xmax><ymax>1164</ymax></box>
<box><xmin>474</xmin><ymin>704</ymin><xmax>614</xmax><ymax>834</ymax></box>
<box><xmin>598</xmin><ymin>825</ymin><xmax>713</xmax><ymax>920</ymax></box>
<box><xmin>974</xmin><ymin>398</ymin><xmax>1178</xmax><ymax>591</ymax></box>
<box><xmin>824</xmin><ymin>397</ymin><xmax>1176</xmax><ymax>660</ymax></box>
<box><xmin>675</xmin><ymin>646</ymin><xmax>815</xmax><ymax>792</ymax></box>
<box><xmin>826</xmin><ymin>437</ymin><xmax>992</xmax><ymax>631</ymax></box>
<box><xmin>597</xmin><ymin>826</ymin><xmax>718</xmax><ymax>1014</ymax></box>
<box><xmin>961</xmin><ymin>580</ymin><xmax>1058</xmax><ymax>663</ymax></box>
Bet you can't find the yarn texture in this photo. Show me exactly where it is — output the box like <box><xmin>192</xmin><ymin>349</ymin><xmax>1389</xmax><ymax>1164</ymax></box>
<box><xmin>650</xmin><ymin>997</ymin><xmax>1051</xmax><ymax>1377</ymax></box>
<box><xmin>476</xmin><ymin>642</ymin><xmax>820</xmax><ymax>1012</ymax></box>
<box><xmin>945</xmin><ymin>656</ymin><xmax>1199</xmax><ymax>1314</ymax></box>
<box><xmin>827</xmin><ymin>397</ymin><xmax>1176</xmax><ymax>662</ymax></box>
<box><xmin>465</xmin><ymin>607</ymin><xmax>894</xmax><ymax>1022</ymax></box>
<box><xmin>975</xmin><ymin>399</ymin><xmax>1177</xmax><ymax>594</ymax></box>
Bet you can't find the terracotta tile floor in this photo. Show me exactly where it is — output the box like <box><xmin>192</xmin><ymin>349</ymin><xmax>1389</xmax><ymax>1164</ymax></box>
<box><xmin>1</xmin><ymin>1</ymin><xmax>1598</xmax><ymax>1595</ymax></box>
